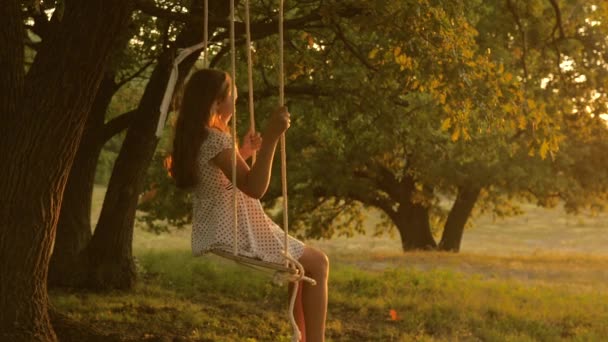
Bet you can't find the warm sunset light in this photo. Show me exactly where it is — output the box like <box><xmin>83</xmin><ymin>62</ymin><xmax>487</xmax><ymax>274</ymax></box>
<box><xmin>3</xmin><ymin>1</ymin><xmax>607</xmax><ymax>341</ymax></box>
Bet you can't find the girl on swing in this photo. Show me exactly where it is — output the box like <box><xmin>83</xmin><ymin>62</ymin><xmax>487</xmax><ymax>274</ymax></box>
<box><xmin>170</xmin><ymin>68</ymin><xmax>328</xmax><ymax>342</ymax></box>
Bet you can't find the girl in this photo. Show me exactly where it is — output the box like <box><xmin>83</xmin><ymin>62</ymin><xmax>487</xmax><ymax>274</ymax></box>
<box><xmin>170</xmin><ymin>69</ymin><xmax>328</xmax><ymax>342</ymax></box>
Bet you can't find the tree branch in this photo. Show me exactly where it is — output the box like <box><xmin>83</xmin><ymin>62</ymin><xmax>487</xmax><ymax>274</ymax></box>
<box><xmin>525</xmin><ymin>187</ymin><xmax>563</xmax><ymax>202</ymax></box>
<box><xmin>239</xmin><ymin>84</ymin><xmax>333</xmax><ymax>101</ymax></box>
<box><xmin>135</xmin><ymin>0</ymin><xmax>204</xmax><ymax>23</ymax></box>
<box><xmin>209</xmin><ymin>42</ymin><xmax>230</xmax><ymax>67</ymax></box>
<box><xmin>101</xmin><ymin>110</ymin><xmax>137</xmax><ymax>143</ymax></box>
<box><xmin>353</xmin><ymin>162</ymin><xmax>403</xmax><ymax>205</ymax></box>
<box><xmin>136</xmin><ymin>0</ymin><xmax>362</xmax><ymax>45</ymax></box>
<box><xmin>308</xmin><ymin>182</ymin><xmax>399</xmax><ymax>230</ymax></box>
<box><xmin>212</xmin><ymin>12</ymin><xmax>324</xmax><ymax>43</ymax></box>
<box><xmin>115</xmin><ymin>59</ymin><xmax>156</xmax><ymax>89</ymax></box>
<box><xmin>545</xmin><ymin>0</ymin><xmax>567</xmax><ymax>80</ymax></box>
<box><xmin>332</xmin><ymin>21</ymin><xmax>378</xmax><ymax>72</ymax></box>
<box><xmin>135</xmin><ymin>0</ymin><xmax>246</xmax><ymax>28</ymax></box>
<box><xmin>30</xmin><ymin>9</ymin><xmax>52</xmax><ymax>40</ymax></box>
<box><xmin>548</xmin><ymin>0</ymin><xmax>565</xmax><ymax>40</ymax></box>
<box><xmin>348</xmin><ymin>189</ymin><xmax>399</xmax><ymax>224</ymax></box>
<box><xmin>506</xmin><ymin>0</ymin><xmax>529</xmax><ymax>80</ymax></box>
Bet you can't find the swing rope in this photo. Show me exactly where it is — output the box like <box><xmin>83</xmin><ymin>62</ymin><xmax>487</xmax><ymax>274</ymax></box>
<box><xmin>229</xmin><ymin>0</ymin><xmax>239</xmax><ymax>257</ymax></box>
<box><xmin>230</xmin><ymin>2</ymin><xmax>305</xmax><ymax>340</ymax></box>
<box><xmin>275</xmin><ymin>2</ymin><xmax>304</xmax><ymax>340</ymax></box>
<box><xmin>203</xmin><ymin>0</ymin><xmax>208</xmax><ymax>68</ymax></box>
<box><xmin>278</xmin><ymin>0</ymin><xmax>289</xmax><ymax>269</ymax></box>
<box><xmin>244</xmin><ymin>0</ymin><xmax>257</xmax><ymax>164</ymax></box>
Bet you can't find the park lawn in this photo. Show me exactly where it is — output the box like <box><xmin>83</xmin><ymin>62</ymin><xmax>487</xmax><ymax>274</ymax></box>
<box><xmin>50</xmin><ymin>244</ymin><xmax>608</xmax><ymax>342</ymax></box>
<box><xmin>51</xmin><ymin>185</ymin><xmax>607</xmax><ymax>340</ymax></box>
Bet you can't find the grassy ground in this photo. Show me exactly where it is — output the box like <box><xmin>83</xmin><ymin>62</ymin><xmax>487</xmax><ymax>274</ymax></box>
<box><xmin>50</xmin><ymin>244</ymin><xmax>608</xmax><ymax>341</ymax></box>
<box><xmin>49</xmin><ymin>186</ymin><xmax>608</xmax><ymax>341</ymax></box>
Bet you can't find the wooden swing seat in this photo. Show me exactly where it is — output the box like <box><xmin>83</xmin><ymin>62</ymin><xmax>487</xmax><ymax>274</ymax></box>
<box><xmin>210</xmin><ymin>249</ymin><xmax>317</xmax><ymax>285</ymax></box>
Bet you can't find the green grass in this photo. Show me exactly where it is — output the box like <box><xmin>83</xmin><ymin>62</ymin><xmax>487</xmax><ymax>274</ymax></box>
<box><xmin>51</xmin><ymin>246</ymin><xmax>608</xmax><ymax>341</ymax></box>
<box><xmin>52</xmin><ymin>250</ymin><xmax>291</xmax><ymax>341</ymax></box>
<box><xmin>51</xmin><ymin>185</ymin><xmax>608</xmax><ymax>340</ymax></box>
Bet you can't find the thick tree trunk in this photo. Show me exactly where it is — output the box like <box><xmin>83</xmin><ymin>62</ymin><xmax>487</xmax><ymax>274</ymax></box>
<box><xmin>369</xmin><ymin>173</ymin><xmax>437</xmax><ymax>252</ymax></box>
<box><xmin>0</xmin><ymin>1</ymin><xmax>132</xmax><ymax>341</ymax></box>
<box><xmin>395</xmin><ymin>203</ymin><xmax>438</xmax><ymax>251</ymax></box>
<box><xmin>84</xmin><ymin>16</ymin><xmax>208</xmax><ymax>290</ymax></box>
<box><xmin>83</xmin><ymin>71</ymin><xmax>165</xmax><ymax>289</ymax></box>
<box><xmin>48</xmin><ymin>75</ymin><xmax>117</xmax><ymax>288</ymax></box>
<box><xmin>49</xmin><ymin>15</ymin><xmax>139</xmax><ymax>289</ymax></box>
<box><xmin>438</xmin><ymin>186</ymin><xmax>481</xmax><ymax>252</ymax></box>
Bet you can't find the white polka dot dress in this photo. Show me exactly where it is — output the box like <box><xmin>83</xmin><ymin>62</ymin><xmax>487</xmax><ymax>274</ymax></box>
<box><xmin>191</xmin><ymin>128</ymin><xmax>305</xmax><ymax>265</ymax></box>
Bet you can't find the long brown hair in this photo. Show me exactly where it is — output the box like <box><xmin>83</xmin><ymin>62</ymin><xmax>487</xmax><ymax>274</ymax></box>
<box><xmin>170</xmin><ymin>69</ymin><xmax>230</xmax><ymax>189</ymax></box>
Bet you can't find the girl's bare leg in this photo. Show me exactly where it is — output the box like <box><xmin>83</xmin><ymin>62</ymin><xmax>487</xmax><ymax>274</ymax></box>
<box><xmin>289</xmin><ymin>282</ymin><xmax>306</xmax><ymax>341</ymax></box>
<box><xmin>298</xmin><ymin>246</ymin><xmax>329</xmax><ymax>342</ymax></box>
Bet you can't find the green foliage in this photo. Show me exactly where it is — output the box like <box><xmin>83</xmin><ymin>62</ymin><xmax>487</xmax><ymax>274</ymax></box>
<box><xmin>272</xmin><ymin>0</ymin><xmax>542</xmax><ymax>237</ymax></box>
<box><xmin>135</xmin><ymin>0</ymin><xmax>608</xmax><ymax>247</ymax></box>
<box><xmin>473</xmin><ymin>0</ymin><xmax>608</xmax><ymax>212</ymax></box>
<box><xmin>137</xmin><ymin>152</ymin><xmax>193</xmax><ymax>233</ymax></box>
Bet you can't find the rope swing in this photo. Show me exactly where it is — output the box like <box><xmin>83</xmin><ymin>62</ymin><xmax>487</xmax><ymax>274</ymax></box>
<box><xmin>156</xmin><ymin>1</ymin><xmax>314</xmax><ymax>341</ymax></box>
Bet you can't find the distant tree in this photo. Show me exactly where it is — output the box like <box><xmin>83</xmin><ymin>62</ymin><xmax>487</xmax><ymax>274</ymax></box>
<box><xmin>283</xmin><ymin>0</ymin><xmax>608</xmax><ymax>252</ymax></box>
<box><xmin>272</xmin><ymin>0</ymin><xmax>538</xmax><ymax>251</ymax></box>
<box><xmin>140</xmin><ymin>0</ymin><xmax>608</xmax><ymax>253</ymax></box>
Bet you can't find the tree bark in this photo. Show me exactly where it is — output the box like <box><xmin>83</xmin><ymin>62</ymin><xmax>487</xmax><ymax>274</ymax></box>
<box><xmin>438</xmin><ymin>186</ymin><xmax>481</xmax><ymax>252</ymax></box>
<box><xmin>0</xmin><ymin>0</ymin><xmax>23</xmax><ymax>121</ymax></box>
<box><xmin>49</xmin><ymin>15</ymin><xmax>140</xmax><ymax>288</ymax></box>
<box><xmin>84</xmin><ymin>6</ymin><xmax>210</xmax><ymax>290</ymax></box>
<box><xmin>395</xmin><ymin>202</ymin><xmax>438</xmax><ymax>251</ymax></box>
<box><xmin>0</xmin><ymin>1</ymin><xmax>133</xmax><ymax>341</ymax></box>
<box><xmin>385</xmin><ymin>175</ymin><xmax>437</xmax><ymax>251</ymax></box>
<box><xmin>83</xmin><ymin>65</ymin><xmax>168</xmax><ymax>290</ymax></box>
<box><xmin>48</xmin><ymin>75</ymin><xmax>118</xmax><ymax>288</ymax></box>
